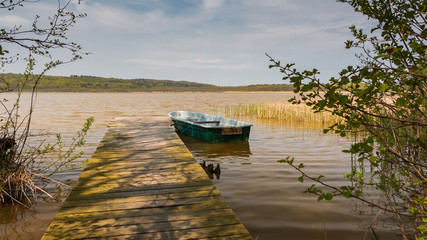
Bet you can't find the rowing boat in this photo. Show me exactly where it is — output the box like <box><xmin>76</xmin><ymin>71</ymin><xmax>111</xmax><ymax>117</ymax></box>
<box><xmin>169</xmin><ymin>111</ymin><xmax>252</xmax><ymax>143</ymax></box>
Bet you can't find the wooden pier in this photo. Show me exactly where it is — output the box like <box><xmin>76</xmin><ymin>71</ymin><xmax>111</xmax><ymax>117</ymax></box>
<box><xmin>42</xmin><ymin>117</ymin><xmax>252</xmax><ymax>239</ymax></box>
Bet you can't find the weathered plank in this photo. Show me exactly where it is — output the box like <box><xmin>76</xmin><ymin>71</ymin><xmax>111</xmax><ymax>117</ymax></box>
<box><xmin>42</xmin><ymin>117</ymin><xmax>252</xmax><ymax>240</ymax></box>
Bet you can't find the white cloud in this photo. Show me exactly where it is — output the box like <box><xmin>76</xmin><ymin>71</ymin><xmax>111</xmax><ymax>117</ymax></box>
<box><xmin>0</xmin><ymin>15</ymin><xmax>31</xmax><ymax>27</ymax></box>
<box><xmin>203</xmin><ymin>0</ymin><xmax>225</xmax><ymax>9</ymax></box>
<box><xmin>185</xmin><ymin>58</ymin><xmax>225</xmax><ymax>64</ymax></box>
<box><xmin>124</xmin><ymin>57</ymin><xmax>248</xmax><ymax>70</ymax></box>
<box><xmin>83</xmin><ymin>3</ymin><xmax>137</xmax><ymax>28</ymax></box>
<box><xmin>74</xmin><ymin>2</ymin><xmax>169</xmax><ymax>31</ymax></box>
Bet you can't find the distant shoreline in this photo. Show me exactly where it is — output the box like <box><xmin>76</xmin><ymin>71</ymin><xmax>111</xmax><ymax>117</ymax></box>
<box><xmin>1</xmin><ymin>73</ymin><xmax>294</xmax><ymax>93</ymax></box>
<box><xmin>14</xmin><ymin>90</ymin><xmax>294</xmax><ymax>93</ymax></box>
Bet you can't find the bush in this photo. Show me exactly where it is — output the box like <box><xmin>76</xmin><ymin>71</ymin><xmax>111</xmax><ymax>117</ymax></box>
<box><xmin>269</xmin><ymin>0</ymin><xmax>426</xmax><ymax>238</ymax></box>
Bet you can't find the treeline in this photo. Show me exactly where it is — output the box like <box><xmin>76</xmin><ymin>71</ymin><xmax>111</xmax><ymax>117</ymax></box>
<box><xmin>0</xmin><ymin>73</ymin><xmax>294</xmax><ymax>92</ymax></box>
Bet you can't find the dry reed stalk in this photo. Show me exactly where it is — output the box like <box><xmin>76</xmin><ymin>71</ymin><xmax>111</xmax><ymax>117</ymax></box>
<box><xmin>224</xmin><ymin>102</ymin><xmax>343</xmax><ymax>125</ymax></box>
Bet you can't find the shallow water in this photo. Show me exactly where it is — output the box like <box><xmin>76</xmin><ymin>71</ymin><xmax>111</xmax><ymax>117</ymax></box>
<box><xmin>0</xmin><ymin>92</ymin><xmax>400</xmax><ymax>239</ymax></box>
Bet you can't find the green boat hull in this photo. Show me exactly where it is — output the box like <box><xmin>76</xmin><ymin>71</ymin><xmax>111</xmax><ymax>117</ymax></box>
<box><xmin>172</xmin><ymin>120</ymin><xmax>251</xmax><ymax>143</ymax></box>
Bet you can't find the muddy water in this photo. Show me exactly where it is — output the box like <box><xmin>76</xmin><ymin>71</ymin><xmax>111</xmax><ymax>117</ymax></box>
<box><xmin>0</xmin><ymin>92</ymin><xmax>400</xmax><ymax>239</ymax></box>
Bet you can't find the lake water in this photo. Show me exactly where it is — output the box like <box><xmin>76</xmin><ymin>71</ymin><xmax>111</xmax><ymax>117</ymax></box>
<box><xmin>0</xmin><ymin>92</ymin><xmax>400</xmax><ymax>239</ymax></box>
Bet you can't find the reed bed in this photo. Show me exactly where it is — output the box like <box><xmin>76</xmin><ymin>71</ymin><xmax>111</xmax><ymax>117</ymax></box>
<box><xmin>224</xmin><ymin>101</ymin><xmax>343</xmax><ymax>125</ymax></box>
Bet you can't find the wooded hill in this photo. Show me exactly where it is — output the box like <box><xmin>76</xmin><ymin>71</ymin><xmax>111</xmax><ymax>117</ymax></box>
<box><xmin>0</xmin><ymin>73</ymin><xmax>293</xmax><ymax>92</ymax></box>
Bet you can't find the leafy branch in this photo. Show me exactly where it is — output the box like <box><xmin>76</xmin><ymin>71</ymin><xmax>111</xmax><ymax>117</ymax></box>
<box><xmin>270</xmin><ymin>0</ymin><xmax>426</xmax><ymax>238</ymax></box>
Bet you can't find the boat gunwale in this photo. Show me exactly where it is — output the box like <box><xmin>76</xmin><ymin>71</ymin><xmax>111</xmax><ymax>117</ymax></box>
<box><xmin>169</xmin><ymin>111</ymin><xmax>252</xmax><ymax>129</ymax></box>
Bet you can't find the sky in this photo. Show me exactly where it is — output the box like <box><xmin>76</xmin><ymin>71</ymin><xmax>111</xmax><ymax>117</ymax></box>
<box><xmin>0</xmin><ymin>0</ymin><xmax>371</xmax><ymax>86</ymax></box>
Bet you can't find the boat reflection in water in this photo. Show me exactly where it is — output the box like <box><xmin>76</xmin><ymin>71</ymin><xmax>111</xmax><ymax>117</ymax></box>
<box><xmin>177</xmin><ymin>133</ymin><xmax>252</xmax><ymax>180</ymax></box>
<box><xmin>177</xmin><ymin>133</ymin><xmax>251</xmax><ymax>158</ymax></box>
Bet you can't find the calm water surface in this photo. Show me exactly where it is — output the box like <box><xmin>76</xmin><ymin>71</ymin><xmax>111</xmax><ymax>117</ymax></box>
<box><xmin>0</xmin><ymin>92</ymin><xmax>400</xmax><ymax>239</ymax></box>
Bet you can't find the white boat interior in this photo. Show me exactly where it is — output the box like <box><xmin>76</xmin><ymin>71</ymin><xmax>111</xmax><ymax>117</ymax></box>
<box><xmin>169</xmin><ymin>111</ymin><xmax>252</xmax><ymax>128</ymax></box>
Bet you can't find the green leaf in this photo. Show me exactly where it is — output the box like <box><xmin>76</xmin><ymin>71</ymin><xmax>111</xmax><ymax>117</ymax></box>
<box><xmin>278</xmin><ymin>157</ymin><xmax>294</xmax><ymax>164</ymax></box>
<box><xmin>315</xmin><ymin>175</ymin><xmax>325</xmax><ymax>180</ymax></box>
<box><xmin>410</xmin><ymin>207</ymin><xmax>421</xmax><ymax>216</ymax></box>
<box><xmin>325</xmin><ymin>193</ymin><xmax>334</xmax><ymax>200</ymax></box>
<box><xmin>369</xmin><ymin>156</ymin><xmax>377</xmax><ymax>163</ymax></box>
<box><xmin>290</xmin><ymin>76</ymin><xmax>303</xmax><ymax>83</ymax></box>
<box><xmin>378</xmin><ymin>83</ymin><xmax>388</xmax><ymax>92</ymax></box>
<box><xmin>298</xmin><ymin>176</ymin><xmax>304</xmax><ymax>183</ymax></box>
<box><xmin>338</xmin><ymin>95</ymin><xmax>349</xmax><ymax>105</ymax></box>
<box><xmin>396</xmin><ymin>97</ymin><xmax>407</xmax><ymax>107</ymax></box>
<box><xmin>301</xmin><ymin>84</ymin><xmax>313</xmax><ymax>91</ymax></box>
<box><xmin>416</xmin><ymin>97</ymin><xmax>426</xmax><ymax>105</ymax></box>
<box><xmin>343</xmin><ymin>191</ymin><xmax>351</xmax><ymax>198</ymax></box>
<box><xmin>396</xmin><ymin>109</ymin><xmax>405</xmax><ymax>117</ymax></box>
<box><xmin>418</xmin><ymin>225</ymin><xmax>427</xmax><ymax>234</ymax></box>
